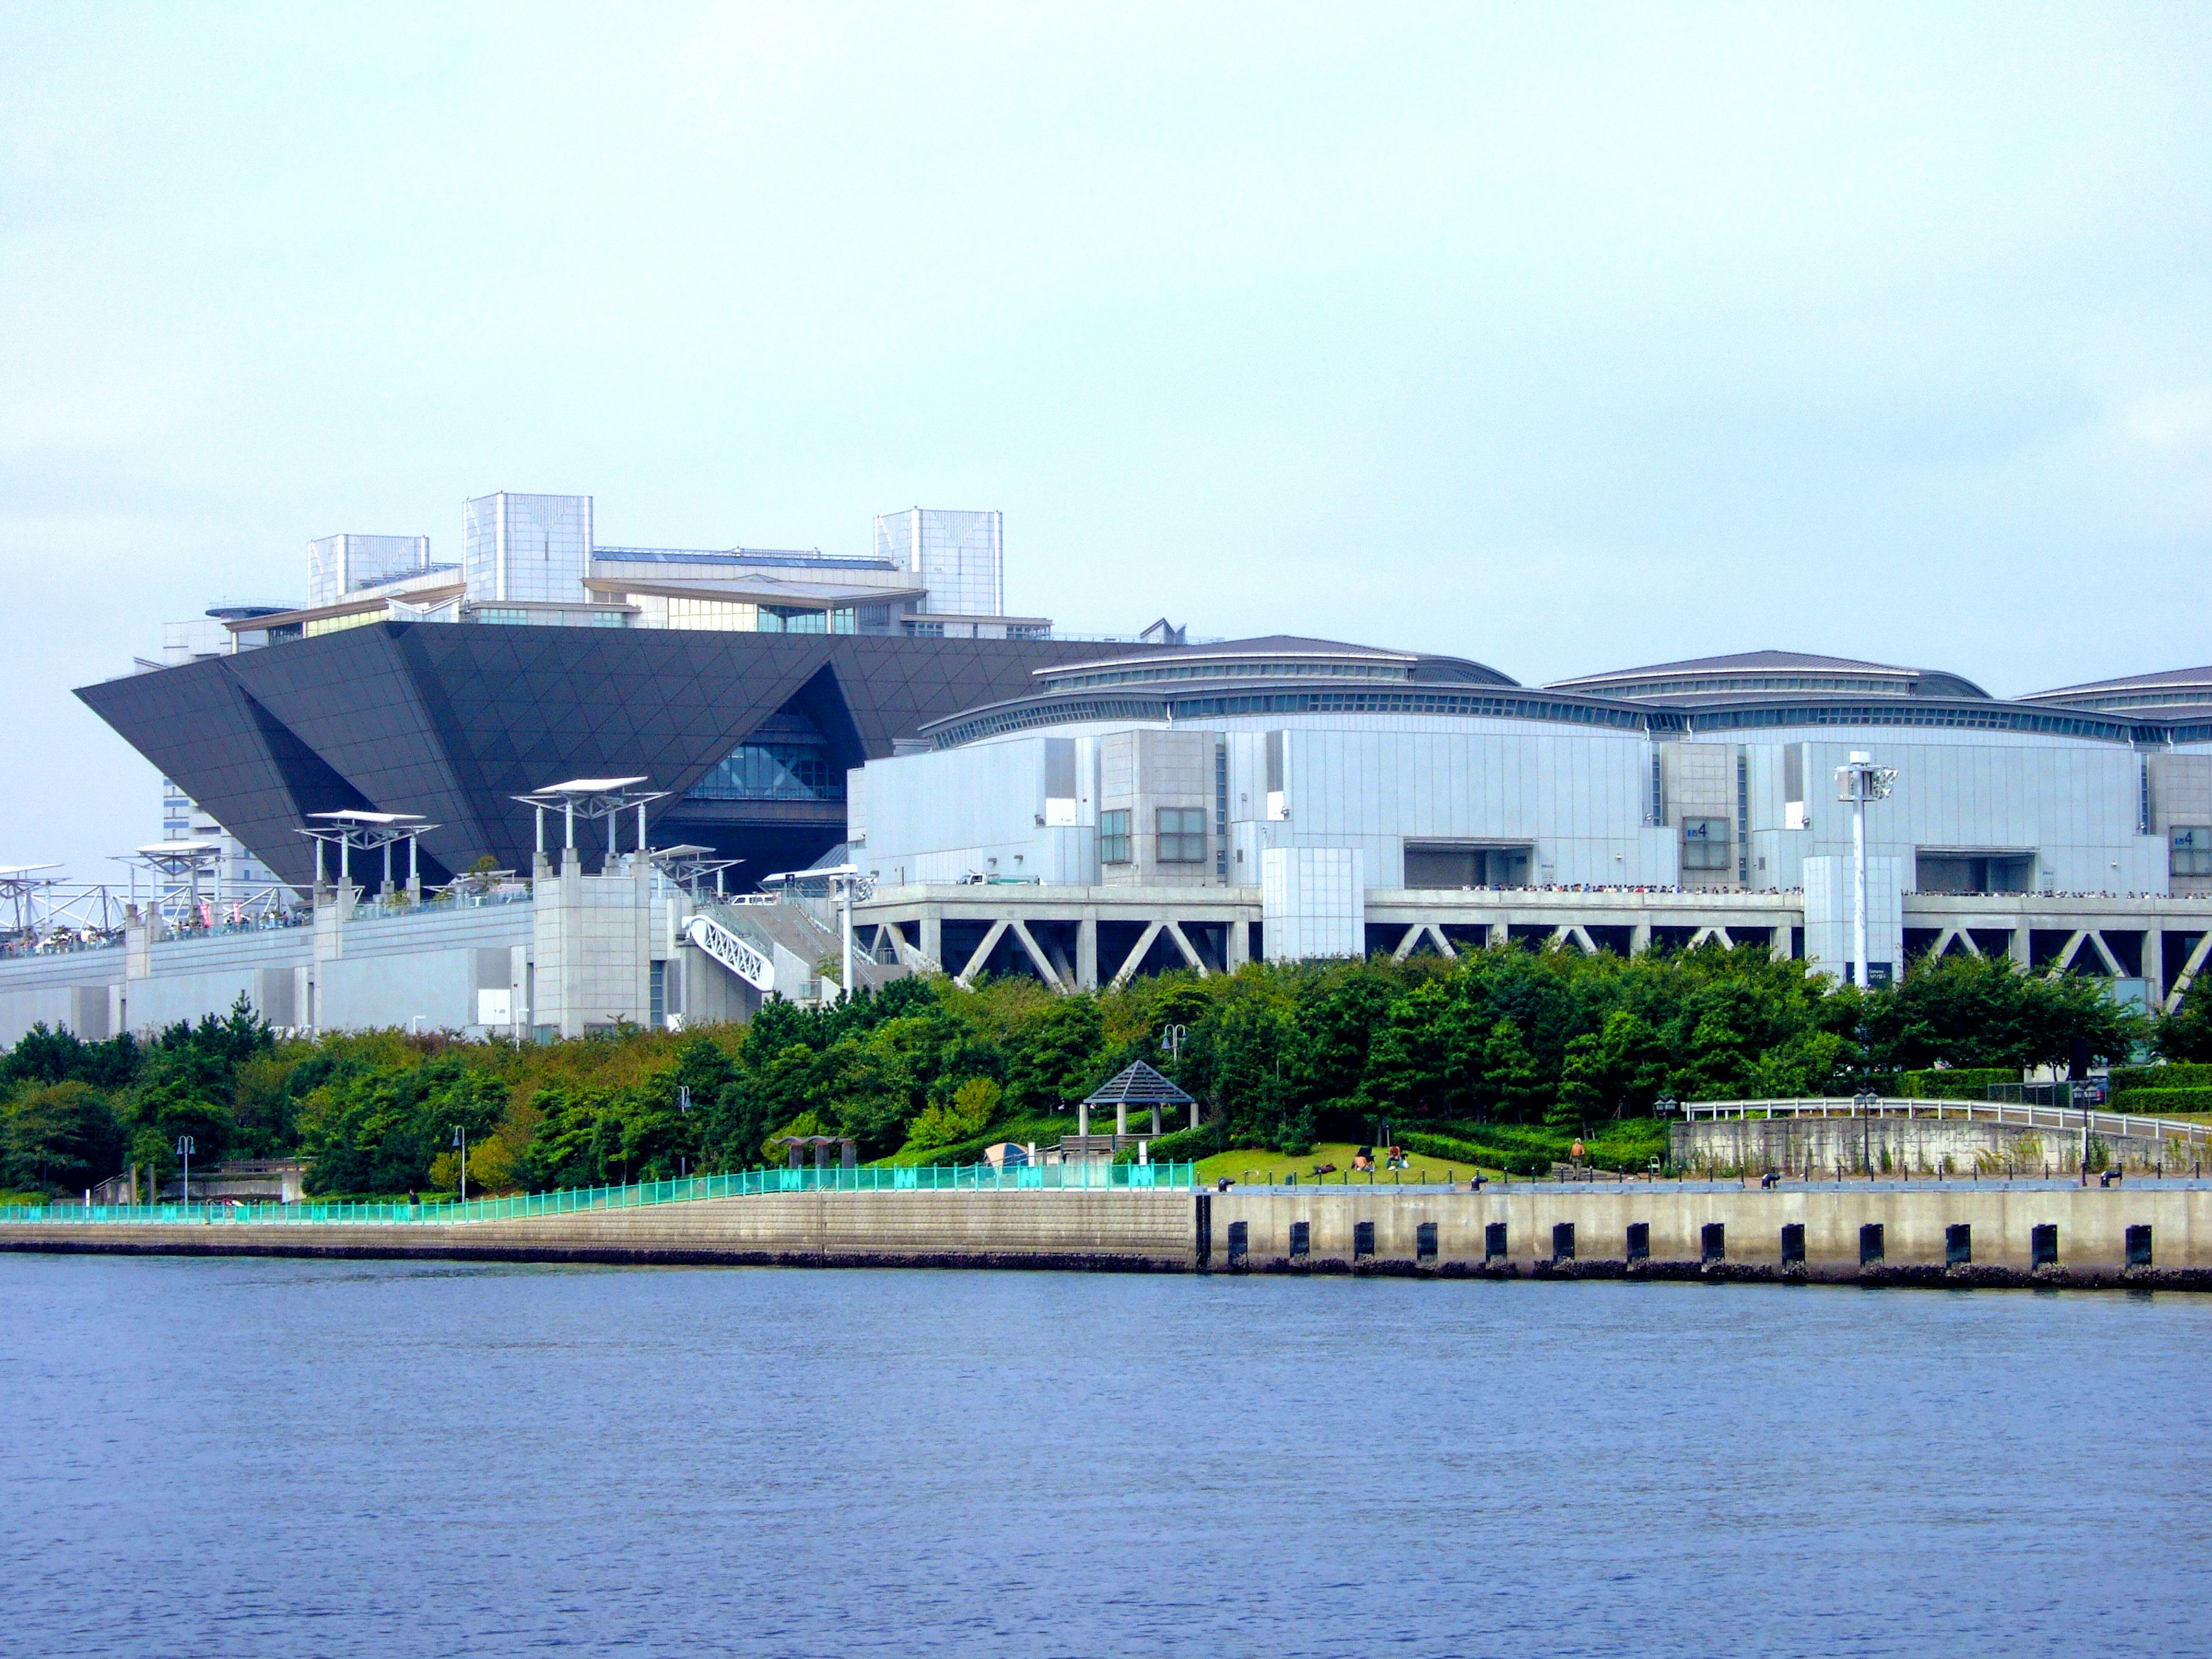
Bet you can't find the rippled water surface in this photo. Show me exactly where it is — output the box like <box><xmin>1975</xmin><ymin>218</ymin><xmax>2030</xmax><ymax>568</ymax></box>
<box><xmin>3</xmin><ymin>1256</ymin><xmax>2207</xmax><ymax>1657</ymax></box>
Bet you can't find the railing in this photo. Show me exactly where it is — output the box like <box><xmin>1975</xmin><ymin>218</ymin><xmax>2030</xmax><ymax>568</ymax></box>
<box><xmin>0</xmin><ymin>1160</ymin><xmax>1199</xmax><ymax>1226</ymax></box>
<box><xmin>347</xmin><ymin>888</ymin><xmax>533</xmax><ymax>925</ymax></box>
<box><xmin>1683</xmin><ymin>1097</ymin><xmax>2212</xmax><ymax>1147</ymax></box>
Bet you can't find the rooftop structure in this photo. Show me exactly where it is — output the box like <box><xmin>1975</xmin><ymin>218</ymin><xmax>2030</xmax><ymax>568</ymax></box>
<box><xmin>1545</xmin><ymin>649</ymin><xmax>1993</xmax><ymax>704</ymax></box>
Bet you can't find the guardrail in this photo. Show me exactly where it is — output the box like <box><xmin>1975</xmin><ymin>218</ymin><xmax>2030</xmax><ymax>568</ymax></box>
<box><xmin>1683</xmin><ymin>1097</ymin><xmax>2212</xmax><ymax>1147</ymax></box>
<box><xmin>0</xmin><ymin>1160</ymin><xmax>1199</xmax><ymax>1226</ymax></box>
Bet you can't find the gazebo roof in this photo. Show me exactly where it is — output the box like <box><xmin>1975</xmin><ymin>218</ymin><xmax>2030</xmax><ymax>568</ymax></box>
<box><xmin>1082</xmin><ymin>1060</ymin><xmax>1194</xmax><ymax>1107</ymax></box>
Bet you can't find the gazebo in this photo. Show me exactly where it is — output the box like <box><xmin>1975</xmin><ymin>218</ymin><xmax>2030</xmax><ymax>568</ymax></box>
<box><xmin>1078</xmin><ymin>1060</ymin><xmax>1197</xmax><ymax>1138</ymax></box>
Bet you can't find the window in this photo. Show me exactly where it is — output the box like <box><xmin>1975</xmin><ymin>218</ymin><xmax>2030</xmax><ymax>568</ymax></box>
<box><xmin>1099</xmin><ymin>809</ymin><xmax>1131</xmax><ymax>865</ymax></box>
<box><xmin>1157</xmin><ymin>806</ymin><xmax>1206</xmax><ymax>863</ymax></box>
<box><xmin>2174</xmin><ymin>827</ymin><xmax>2212</xmax><ymax>876</ymax></box>
<box><xmin>1681</xmin><ymin>817</ymin><xmax>1731</xmax><ymax>870</ymax></box>
<box><xmin>1353</xmin><ymin>1221</ymin><xmax>1375</xmax><ymax>1259</ymax></box>
<box><xmin>1415</xmin><ymin>1221</ymin><xmax>1438</xmax><ymax>1263</ymax></box>
<box><xmin>1552</xmin><ymin>1222</ymin><xmax>1575</xmax><ymax>1261</ymax></box>
<box><xmin>1626</xmin><ymin>1222</ymin><xmax>1650</xmax><ymax>1262</ymax></box>
<box><xmin>1405</xmin><ymin>843</ymin><xmax>1531</xmax><ymax>888</ymax></box>
<box><xmin>1289</xmin><ymin>1220</ymin><xmax>1310</xmax><ymax>1258</ymax></box>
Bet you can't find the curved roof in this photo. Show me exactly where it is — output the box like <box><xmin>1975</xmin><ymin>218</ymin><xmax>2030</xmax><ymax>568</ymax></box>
<box><xmin>1031</xmin><ymin>635</ymin><xmax>1517</xmax><ymax>690</ymax></box>
<box><xmin>1544</xmin><ymin>649</ymin><xmax>1991</xmax><ymax>703</ymax></box>
<box><xmin>2018</xmin><ymin>664</ymin><xmax>2212</xmax><ymax>715</ymax></box>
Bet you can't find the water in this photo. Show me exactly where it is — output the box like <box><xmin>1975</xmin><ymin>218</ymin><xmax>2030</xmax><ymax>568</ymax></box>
<box><xmin>3</xmin><ymin>1258</ymin><xmax>2206</xmax><ymax>1658</ymax></box>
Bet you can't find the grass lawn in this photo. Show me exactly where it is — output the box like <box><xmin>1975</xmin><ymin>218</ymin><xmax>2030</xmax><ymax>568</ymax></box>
<box><xmin>1192</xmin><ymin>1141</ymin><xmax>1495</xmax><ymax>1187</ymax></box>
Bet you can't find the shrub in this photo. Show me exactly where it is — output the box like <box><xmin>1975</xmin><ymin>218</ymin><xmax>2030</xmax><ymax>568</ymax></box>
<box><xmin>1143</xmin><ymin>1123</ymin><xmax>1224</xmax><ymax>1163</ymax></box>
<box><xmin>2106</xmin><ymin>1087</ymin><xmax>2212</xmax><ymax>1115</ymax></box>
<box><xmin>2111</xmin><ymin>1063</ymin><xmax>2212</xmax><ymax>1096</ymax></box>
<box><xmin>1900</xmin><ymin>1067</ymin><xmax>2017</xmax><ymax>1101</ymax></box>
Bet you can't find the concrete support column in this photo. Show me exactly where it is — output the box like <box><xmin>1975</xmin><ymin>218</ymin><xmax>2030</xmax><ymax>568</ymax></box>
<box><xmin>1490</xmin><ymin>920</ymin><xmax>1509</xmax><ymax>948</ymax></box>
<box><xmin>1631</xmin><ymin>920</ymin><xmax>1651</xmax><ymax>956</ymax></box>
<box><xmin>1077</xmin><ymin>913</ymin><xmax>1099</xmax><ymax>990</ymax></box>
<box><xmin>2009</xmin><ymin>927</ymin><xmax>2032</xmax><ymax>970</ymax></box>
<box><xmin>1228</xmin><ymin>917</ymin><xmax>1250</xmax><ymax>973</ymax></box>
<box><xmin>2145</xmin><ymin>922</ymin><xmax>2165</xmax><ymax>1007</ymax></box>
<box><xmin>920</xmin><ymin>907</ymin><xmax>944</xmax><ymax>973</ymax></box>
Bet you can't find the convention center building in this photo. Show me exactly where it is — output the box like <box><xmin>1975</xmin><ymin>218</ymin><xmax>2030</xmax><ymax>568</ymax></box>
<box><xmin>8</xmin><ymin>488</ymin><xmax>2207</xmax><ymax>1043</ymax></box>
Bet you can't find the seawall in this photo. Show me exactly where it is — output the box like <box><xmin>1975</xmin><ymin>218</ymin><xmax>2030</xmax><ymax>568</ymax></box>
<box><xmin>5</xmin><ymin>1184</ymin><xmax>2210</xmax><ymax>1289</ymax></box>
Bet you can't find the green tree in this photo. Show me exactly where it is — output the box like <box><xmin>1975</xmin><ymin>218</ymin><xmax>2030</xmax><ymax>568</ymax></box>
<box><xmin>1482</xmin><ymin>1017</ymin><xmax>1545</xmax><ymax>1123</ymax></box>
<box><xmin>3</xmin><ymin>1082</ymin><xmax>125</xmax><ymax>1193</ymax></box>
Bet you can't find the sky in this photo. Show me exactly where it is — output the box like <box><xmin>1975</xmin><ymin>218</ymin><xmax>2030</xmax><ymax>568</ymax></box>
<box><xmin>3</xmin><ymin>2</ymin><xmax>2210</xmax><ymax>872</ymax></box>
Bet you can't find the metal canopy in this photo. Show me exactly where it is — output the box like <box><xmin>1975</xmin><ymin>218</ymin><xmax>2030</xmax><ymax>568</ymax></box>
<box><xmin>512</xmin><ymin>775</ymin><xmax>666</xmax><ymax>860</ymax></box>
<box><xmin>306</xmin><ymin>809</ymin><xmax>429</xmax><ymax>827</ymax></box>
<box><xmin>1082</xmin><ymin>1060</ymin><xmax>1194</xmax><ymax>1108</ymax></box>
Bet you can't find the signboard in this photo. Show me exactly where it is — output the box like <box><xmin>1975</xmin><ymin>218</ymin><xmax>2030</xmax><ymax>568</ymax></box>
<box><xmin>685</xmin><ymin>914</ymin><xmax>775</xmax><ymax>991</ymax></box>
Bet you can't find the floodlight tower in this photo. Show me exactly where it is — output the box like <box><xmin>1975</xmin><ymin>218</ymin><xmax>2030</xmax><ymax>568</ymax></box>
<box><xmin>1834</xmin><ymin>751</ymin><xmax>1897</xmax><ymax>990</ymax></box>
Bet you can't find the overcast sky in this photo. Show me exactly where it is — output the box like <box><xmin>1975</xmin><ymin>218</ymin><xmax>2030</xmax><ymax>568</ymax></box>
<box><xmin>4</xmin><ymin>2</ymin><xmax>2209</xmax><ymax>872</ymax></box>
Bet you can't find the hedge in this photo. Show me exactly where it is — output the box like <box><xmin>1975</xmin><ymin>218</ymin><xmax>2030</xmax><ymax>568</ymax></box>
<box><xmin>2107</xmin><ymin>1087</ymin><xmax>2212</xmax><ymax>1116</ymax></box>
<box><xmin>1900</xmin><ymin>1067</ymin><xmax>2017</xmax><ymax>1100</ymax></box>
<box><xmin>2111</xmin><ymin>1064</ymin><xmax>2212</xmax><ymax>1096</ymax></box>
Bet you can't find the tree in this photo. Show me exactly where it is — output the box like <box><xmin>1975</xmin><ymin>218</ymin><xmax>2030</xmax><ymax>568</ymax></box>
<box><xmin>907</xmin><ymin>1077</ymin><xmax>1001</xmax><ymax>1150</ymax></box>
<box><xmin>2</xmin><ymin>1082</ymin><xmax>124</xmax><ymax>1194</ymax></box>
<box><xmin>2156</xmin><ymin>974</ymin><xmax>2212</xmax><ymax>1062</ymax></box>
<box><xmin>1481</xmin><ymin>1018</ymin><xmax>1545</xmax><ymax>1123</ymax></box>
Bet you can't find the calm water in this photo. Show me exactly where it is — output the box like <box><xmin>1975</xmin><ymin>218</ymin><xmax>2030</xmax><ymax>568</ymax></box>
<box><xmin>3</xmin><ymin>1258</ymin><xmax>2207</xmax><ymax>1658</ymax></box>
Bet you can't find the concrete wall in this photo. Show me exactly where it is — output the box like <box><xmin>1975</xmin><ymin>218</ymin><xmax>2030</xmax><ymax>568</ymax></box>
<box><xmin>1210</xmin><ymin>1184</ymin><xmax>2211</xmax><ymax>1283</ymax></box>
<box><xmin>1676</xmin><ymin>1116</ymin><xmax>2202</xmax><ymax>1177</ymax></box>
<box><xmin>7</xmin><ymin>1185</ymin><xmax>2209</xmax><ymax>1287</ymax></box>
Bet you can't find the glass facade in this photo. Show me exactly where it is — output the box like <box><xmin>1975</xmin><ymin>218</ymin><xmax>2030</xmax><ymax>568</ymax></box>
<box><xmin>307</xmin><ymin>535</ymin><xmax>431</xmax><ymax>608</ymax></box>
<box><xmin>685</xmin><ymin>743</ymin><xmax>843</xmax><ymax>802</ymax></box>
<box><xmin>874</xmin><ymin>507</ymin><xmax>1003</xmax><ymax>617</ymax></box>
<box><xmin>463</xmin><ymin>493</ymin><xmax>593</xmax><ymax>606</ymax></box>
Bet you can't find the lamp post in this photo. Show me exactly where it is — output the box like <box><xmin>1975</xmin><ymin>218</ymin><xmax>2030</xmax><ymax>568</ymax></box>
<box><xmin>1834</xmin><ymin>752</ymin><xmax>1897</xmax><ymax>990</ymax></box>
<box><xmin>677</xmin><ymin>1085</ymin><xmax>691</xmax><ymax>1180</ymax></box>
<box><xmin>1853</xmin><ymin>1089</ymin><xmax>1879</xmax><ymax>1179</ymax></box>
<box><xmin>1654</xmin><ymin>1097</ymin><xmax>1677</xmax><ymax>1179</ymax></box>
<box><xmin>1160</xmin><ymin>1025</ymin><xmax>1190</xmax><ymax>1129</ymax></box>
<box><xmin>452</xmin><ymin>1125</ymin><xmax>467</xmax><ymax>1204</ymax></box>
<box><xmin>176</xmin><ymin>1134</ymin><xmax>195</xmax><ymax>1205</ymax></box>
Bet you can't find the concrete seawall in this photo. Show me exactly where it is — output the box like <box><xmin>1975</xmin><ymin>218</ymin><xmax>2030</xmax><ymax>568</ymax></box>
<box><xmin>1676</xmin><ymin>1117</ymin><xmax>2204</xmax><ymax>1177</ymax></box>
<box><xmin>1210</xmin><ymin>1184</ymin><xmax>2212</xmax><ymax>1287</ymax></box>
<box><xmin>5</xmin><ymin>1185</ymin><xmax>2210</xmax><ymax>1289</ymax></box>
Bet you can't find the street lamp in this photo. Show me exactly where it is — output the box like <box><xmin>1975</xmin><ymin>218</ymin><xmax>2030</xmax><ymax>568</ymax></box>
<box><xmin>451</xmin><ymin>1125</ymin><xmax>467</xmax><ymax>1204</ymax></box>
<box><xmin>1853</xmin><ymin>1089</ymin><xmax>1880</xmax><ymax>1179</ymax></box>
<box><xmin>677</xmin><ymin>1085</ymin><xmax>691</xmax><ymax>1180</ymax></box>
<box><xmin>176</xmin><ymin>1134</ymin><xmax>195</xmax><ymax>1204</ymax></box>
<box><xmin>1834</xmin><ymin>752</ymin><xmax>1897</xmax><ymax>990</ymax></box>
